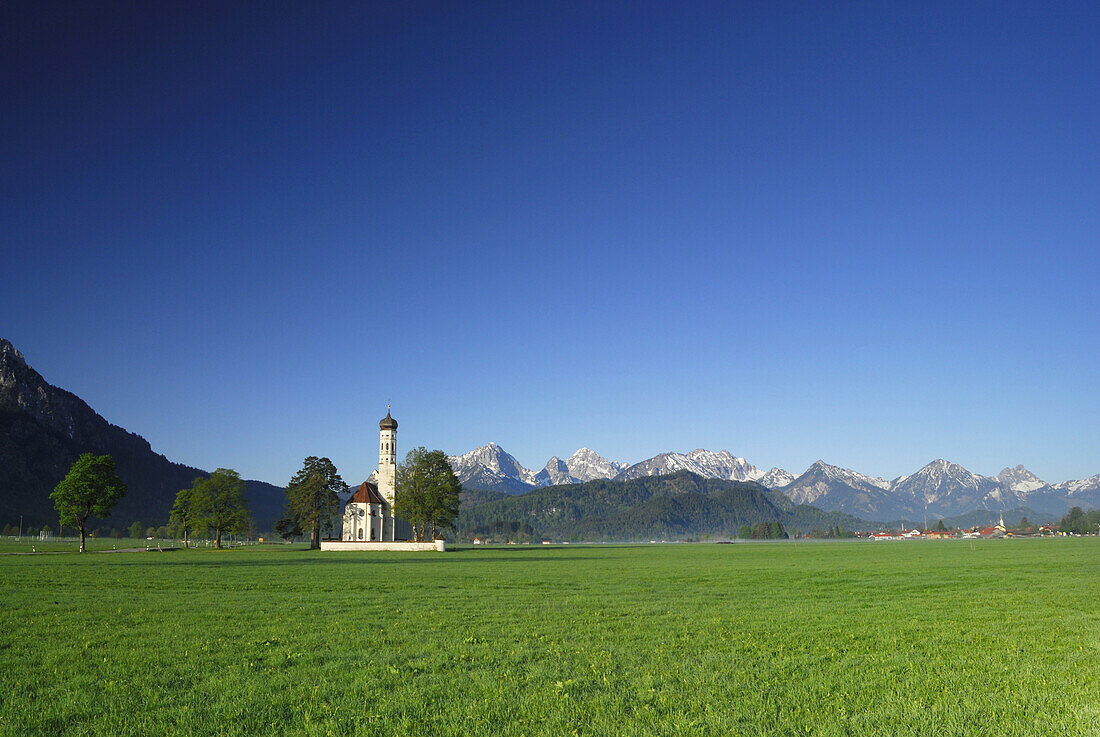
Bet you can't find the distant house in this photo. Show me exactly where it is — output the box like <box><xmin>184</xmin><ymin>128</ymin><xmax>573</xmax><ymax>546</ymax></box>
<box><xmin>924</xmin><ymin>530</ymin><xmax>952</xmax><ymax>539</ymax></box>
<box><xmin>900</xmin><ymin>529</ymin><xmax>922</xmax><ymax>539</ymax></box>
<box><xmin>869</xmin><ymin>532</ymin><xmax>897</xmax><ymax>541</ymax></box>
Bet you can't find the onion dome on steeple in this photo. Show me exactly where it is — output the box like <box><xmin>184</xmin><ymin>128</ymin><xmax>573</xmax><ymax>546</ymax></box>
<box><xmin>379</xmin><ymin>409</ymin><xmax>398</xmax><ymax>430</ymax></box>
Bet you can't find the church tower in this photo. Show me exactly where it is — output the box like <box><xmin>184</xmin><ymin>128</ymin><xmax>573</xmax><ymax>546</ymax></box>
<box><xmin>377</xmin><ymin>409</ymin><xmax>398</xmax><ymax>508</ymax></box>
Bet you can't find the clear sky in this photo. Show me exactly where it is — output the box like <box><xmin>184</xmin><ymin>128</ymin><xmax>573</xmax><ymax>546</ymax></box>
<box><xmin>2</xmin><ymin>0</ymin><xmax>1097</xmax><ymax>486</ymax></box>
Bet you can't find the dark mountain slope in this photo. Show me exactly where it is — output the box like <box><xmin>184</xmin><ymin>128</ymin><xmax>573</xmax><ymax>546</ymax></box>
<box><xmin>0</xmin><ymin>339</ymin><xmax>283</xmax><ymax>528</ymax></box>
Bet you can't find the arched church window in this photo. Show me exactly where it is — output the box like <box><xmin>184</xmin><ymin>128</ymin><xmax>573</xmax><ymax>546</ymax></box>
<box><xmin>357</xmin><ymin>528</ymin><xmax>363</xmax><ymax>540</ymax></box>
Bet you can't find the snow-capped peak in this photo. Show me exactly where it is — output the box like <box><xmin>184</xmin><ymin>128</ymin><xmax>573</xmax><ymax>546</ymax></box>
<box><xmin>447</xmin><ymin>443</ymin><xmax>538</xmax><ymax>485</ymax></box>
<box><xmin>685</xmin><ymin>449</ymin><xmax>766</xmax><ymax>482</ymax></box>
<box><xmin>995</xmin><ymin>464</ymin><xmax>1049</xmax><ymax>493</ymax></box>
<box><xmin>805</xmin><ymin>460</ymin><xmax>890</xmax><ymax>490</ymax></box>
<box><xmin>1052</xmin><ymin>473</ymin><xmax>1100</xmax><ymax>495</ymax></box>
<box><xmin>563</xmin><ymin>448</ymin><xmax>626</xmax><ymax>482</ymax></box>
<box><xmin>889</xmin><ymin>458</ymin><xmax>1008</xmax><ymax>511</ymax></box>
<box><xmin>758</xmin><ymin>467</ymin><xmax>796</xmax><ymax>489</ymax></box>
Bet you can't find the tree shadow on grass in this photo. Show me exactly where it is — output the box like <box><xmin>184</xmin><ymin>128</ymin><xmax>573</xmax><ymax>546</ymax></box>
<box><xmin>144</xmin><ymin>552</ymin><xmax>598</xmax><ymax>568</ymax></box>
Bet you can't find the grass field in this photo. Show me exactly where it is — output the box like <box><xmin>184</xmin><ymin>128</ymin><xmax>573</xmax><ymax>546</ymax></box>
<box><xmin>2</xmin><ymin>540</ymin><xmax>1098</xmax><ymax>736</ymax></box>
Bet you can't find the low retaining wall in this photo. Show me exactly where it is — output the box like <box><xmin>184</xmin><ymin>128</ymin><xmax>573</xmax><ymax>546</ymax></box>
<box><xmin>319</xmin><ymin>540</ymin><xmax>445</xmax><ymax>552</ymax></box>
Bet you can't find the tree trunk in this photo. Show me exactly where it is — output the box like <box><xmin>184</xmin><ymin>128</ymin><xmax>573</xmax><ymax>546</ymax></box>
<box><xmin>183</xmin><ymin>530</ymin><xmax>189</xmax><ymax>549</ymax></box>
<box><xmin>79</xmin><ymin>524</ymin><xmax>86</xmax><ymax>553</ymax></box>
<box><xmin>215</xmin><ymin>529</ymin><xmax>222</xmax><ymax>549</ymax></box>
<box><xmin>311</xmin><ymin>518</ymin><xmax>321</xmax><ymax>549</ymax></box>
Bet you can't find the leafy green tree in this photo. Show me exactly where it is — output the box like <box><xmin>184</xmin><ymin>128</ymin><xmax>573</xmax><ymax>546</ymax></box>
<box><xmin>738</xmin><ymin>524</ymin><xmax>752</xmax><ymax>539</ymax></box>
<box><xmin>395</xmin><ymin>448</ymin><xmax>462</xmax><ymax>542</ymax></box>
<box><xmin>51</xmin><ymin>453</ymin><xmax>127</xmax><ymax>552</ymax></box>
<box><xmin>934</xmin><ymin>519</ymin><xmax>947</xmax><ymax>532</ymax></box>
<box><xmin>170</xmin><ymin>484</ymin><xmax>200</xmax><ymax>547</ymax></box>
<box><xmin>129</xmin><ymin>521</ymin><xmax>144</xmax><ymax>539</ymax></box>
<box><xmin>189</xmin><ymin>468</ymin><xmax>251</xmax><ymax>549</ymax></box>
<box><xmin>283</xmin><ymin>457</ymin><xmax>347</xmax><ymax>549</ymax></box>
<box><xmin>1060</xmin><ymin>506</ymin><xmax>1087</xmax><ymax>535</ymax></box>
<box><xmin>1017</xmin><ymin>516</ymin><xmax>1030</xmax><ymax>531</ymax></box>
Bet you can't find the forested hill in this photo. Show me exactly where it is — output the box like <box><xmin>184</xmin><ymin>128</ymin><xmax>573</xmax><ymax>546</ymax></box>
<box><xmin>0</xmin><ymin>339</ymin><xmax>284</xmax><ymax>529</ymax></box>
<box><xmin>455</xmin><ymin>470</ymin><xmax>874</xmax><ymax>542</ymax></box>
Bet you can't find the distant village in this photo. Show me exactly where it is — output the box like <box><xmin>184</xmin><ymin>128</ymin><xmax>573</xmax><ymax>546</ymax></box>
<box><xmin>862</xmin><ymin>520</ymin><xmax>1070</xmax><ymax>541</ymax></box>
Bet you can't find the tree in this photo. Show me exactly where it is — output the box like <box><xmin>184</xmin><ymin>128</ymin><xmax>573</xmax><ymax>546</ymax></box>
<box><xmin>274</xmin><ymin>516</ymin><xmax>302</xmax><ymax>542</ymax></box>
<box><xmin>170</xmin><ymin>483</ymin><xmax>201</xmax><ymax>548</ymax></box>
<box><xmin>50</xmin><ymin>453</ymin><xmax>127</xmax><ymax>553</ymax></box>
<box><xmin>283</xmin><ymin>457</ymin><xmax>346</xmax><ymax>549</ymax></box>
<box><xmin>395</xmin><ymin>448</ymin><xmax>462</xmax><ymax>542</ymax></box>
<box><xmin>189</xmin><ymin>468</ymin><xmax>250</xmax><ymax>549</ymax></box>
<box><xmin>1060</xmin><ymin>506</ymin><xmax>1087</xmax><ymax>535</ymax></box>
<box><xmin>129</xmin><ymin>521</ymin><xmax>144</xmax><ymax>539</ymax></box>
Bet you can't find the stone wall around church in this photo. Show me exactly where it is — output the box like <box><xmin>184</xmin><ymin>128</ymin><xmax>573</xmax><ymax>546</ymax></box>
<box><xmin>320</xmin><ymin>540</ymin><xmax>445</xmax><ymax>552</ymax></box>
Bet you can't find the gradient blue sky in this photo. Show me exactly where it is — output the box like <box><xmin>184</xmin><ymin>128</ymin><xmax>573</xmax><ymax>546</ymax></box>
<box><xmin>3</xmin><ymin>0</ymin><xmax>1097</xmax><ymax>486</ymax></box>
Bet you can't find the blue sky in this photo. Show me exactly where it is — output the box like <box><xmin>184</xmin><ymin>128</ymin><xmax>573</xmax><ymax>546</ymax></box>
<box><xmin>3</xmin><ymin>0</ymin><xmax>1097</xmax><ymax>486</ymax></box>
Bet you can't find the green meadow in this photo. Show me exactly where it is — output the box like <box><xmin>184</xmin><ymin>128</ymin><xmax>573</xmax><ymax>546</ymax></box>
<box><xmin>1</xmin><ymin>540</ymin><xmax>1098</xmax><ymax>736</ymax></box>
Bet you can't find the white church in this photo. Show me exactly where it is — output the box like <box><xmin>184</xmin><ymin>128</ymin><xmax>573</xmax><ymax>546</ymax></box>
<box><xmin>320</xmin><ymin>409</ymin><xmax>443</xmax><ymax>551</ymax></box>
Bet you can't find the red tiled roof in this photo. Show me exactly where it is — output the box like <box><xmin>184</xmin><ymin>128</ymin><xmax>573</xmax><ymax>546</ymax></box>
<box><xmin>348</xmin><ymin>481</ymin><xmax>385</xmax><ymax>506</ymax></box>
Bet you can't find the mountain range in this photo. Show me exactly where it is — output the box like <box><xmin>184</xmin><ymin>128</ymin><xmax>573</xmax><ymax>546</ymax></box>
<box><xmin>449</xmin><ymin>444</ymin><xmax>1099</xmax><ymax>521</ymax></box>
<box><xmin>454</xmin><ymin>470</ymin><xmax>871</xmax><ymax>542</ymax></box>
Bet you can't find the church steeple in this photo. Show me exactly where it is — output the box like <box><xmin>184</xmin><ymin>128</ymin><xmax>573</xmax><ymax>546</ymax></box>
<box><xmin>376</xmin><ymin>407</ymin><xmax>398</xmax><ymax>516</ymax></box>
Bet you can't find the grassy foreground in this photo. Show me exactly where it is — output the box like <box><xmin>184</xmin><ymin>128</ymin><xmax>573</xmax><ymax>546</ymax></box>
<box><xmin>1</xmin><ymin>540</ymin><xmax>1098</xmax><ymax>736</ymax></box>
